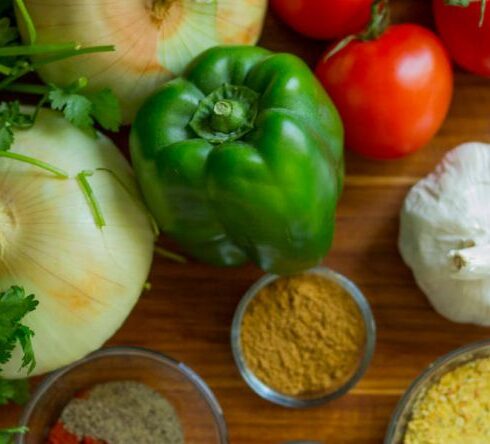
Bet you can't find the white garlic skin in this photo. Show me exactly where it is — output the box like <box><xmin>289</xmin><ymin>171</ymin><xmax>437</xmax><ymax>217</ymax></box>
<box><xmin>399</xmin><ymin>142</ymin><xmax>490</xmax><ymax>326</ymax></box>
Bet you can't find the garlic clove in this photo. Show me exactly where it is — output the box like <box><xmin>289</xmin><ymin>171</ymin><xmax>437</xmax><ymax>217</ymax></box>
<box><xmin>399</xmin><ymin>142</ymin><xmax>490</xmax><ymax>326</ymax></box>
<box><xmin>449</xmin><ymin>243</ymin><xmax>490</xmax><ymax>280</ymax></box>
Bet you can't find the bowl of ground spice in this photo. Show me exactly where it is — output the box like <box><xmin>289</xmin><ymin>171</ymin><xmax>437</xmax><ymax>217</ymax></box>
<box><xmin>17</xmin><ymin>346</ymin><xmax>227</xmax><ymax>443</ymax></box>
<box><xmin>231</xmin><ymin>266</ymin><xmax>376</xmax><ymax>408</ymax></box>
<box><xmin>385</xmin><ymin>339</ymin><xmax>490</xmax><ymax>444</ymax></box>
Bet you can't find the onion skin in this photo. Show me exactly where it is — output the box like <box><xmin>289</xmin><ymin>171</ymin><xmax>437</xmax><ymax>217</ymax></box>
<box><xmin>19</xmin><ymin>0</ymin><xmax>267</xmax><ymax>123</ymax></box>
<box><xmin>0</xmin><ymin>109</ymin><xmax>154</xmax><ymax>378</ymax></box>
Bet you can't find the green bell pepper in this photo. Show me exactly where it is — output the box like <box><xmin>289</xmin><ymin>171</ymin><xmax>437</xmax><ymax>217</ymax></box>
<box><xmin>130</xmin><ymin>46</ymin><xmax>344</xmax><ymax>275</ymax></box>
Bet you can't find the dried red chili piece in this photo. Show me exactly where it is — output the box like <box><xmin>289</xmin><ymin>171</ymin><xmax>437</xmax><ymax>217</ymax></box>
<box><xmin>47</xmin><ymin>421</ymin><xmax>78</xmax><ymax>444</ymax></box>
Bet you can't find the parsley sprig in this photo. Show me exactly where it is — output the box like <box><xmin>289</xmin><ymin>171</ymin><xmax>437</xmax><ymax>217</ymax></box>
<box><xmin>0</xmin><ymin>379</ymin><xmax>29</xmax><ymax>406</ymax></box>
<box><xmin>0</xmin><ymin>427</ymin><xmax>28</xmax><ymax>444</ymax></box>
<box><xmin>0</xmin><ymin>286</ymin><xmax>38</xmax><ymax>374</ymax></box>
<box><xmin>0</xmin><ymin>286</ymin><xmax>38</xmax><ymax>443</ymax></box>
<box><xmin>0</xmin><ymin>0</ymin><xmax>121</xmax><ymax>151</ymax></box>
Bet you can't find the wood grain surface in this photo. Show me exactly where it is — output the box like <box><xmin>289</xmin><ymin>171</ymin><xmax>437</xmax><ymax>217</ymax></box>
<box><xmin>2</xmin><ymin>1</ymin><xmax>490</xmax><ymax>442</ymax></box>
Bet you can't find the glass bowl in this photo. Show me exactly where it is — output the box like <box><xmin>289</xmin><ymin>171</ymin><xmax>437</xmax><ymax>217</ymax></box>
<box><xmin>385</xmin><ymin>339</ymin><xmax>490</xmax><ymax>444</ymax></box>
<box><xmin>16</xmin><ymin>346</ymin><xmax>228</xmax><ymax>444</ymax></box>
<box><xmin>231</xmin><ymin>266</ymin><xmax>376</xmax><ymax>408</ymax></box>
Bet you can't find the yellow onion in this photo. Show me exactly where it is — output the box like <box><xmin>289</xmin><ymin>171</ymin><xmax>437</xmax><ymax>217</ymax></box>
<box><xmin>0</xmin><ymin>109</ymin><xmax>154</xmax><ymax>378</ymax></box>
<box><xmin>19</xmin><ymin>0</ymin><xmax>267</xmax><ymax>123</ymax></box>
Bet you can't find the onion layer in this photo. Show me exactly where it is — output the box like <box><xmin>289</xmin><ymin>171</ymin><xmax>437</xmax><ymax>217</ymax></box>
<box><xmin>0</xmin><ymin>109</ymin><xmax>154</xmax><ymax>378</ymax></box>
<box><xmin>19</xmin><ymin>0</ymin><xmax>267</xmax><ymax>123</ymax></box>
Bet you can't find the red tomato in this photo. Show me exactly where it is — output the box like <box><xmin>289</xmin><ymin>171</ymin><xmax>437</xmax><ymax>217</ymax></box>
<box><xmin>315</xmin><ymin>24</ymin><xmax>453</xmax><ymax>159</ymax></box>
<box><xmin>433</xmin><ymin>0</ymin><xmax>490</xmax><ymax>76</ymax></box>
<box><xmin>271</xmin><ymin>0</ymin><xmax>373</xmax><ymax>40</ymax></box>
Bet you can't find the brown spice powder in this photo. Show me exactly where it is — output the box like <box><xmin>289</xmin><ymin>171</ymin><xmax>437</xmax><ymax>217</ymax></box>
<box><xmin>240</xmin><ymin>273</ymin><xmax>366</xmax><ymax>396</ymax></box>
<box><xmin>61</xmin><ymin>381</ymin><xmax>183</xmax><ymax>444</ymax></box>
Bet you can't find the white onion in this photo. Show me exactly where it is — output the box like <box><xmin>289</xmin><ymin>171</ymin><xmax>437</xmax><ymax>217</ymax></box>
<box><xmin>0</xmin><ymin>109</ymin><xmax>154</xmax><ymax>378</ymax></box>
<box><xmin>20</xmin><ymin>0</ymin><xmax>267</xmax><ymax>123</ymax></box>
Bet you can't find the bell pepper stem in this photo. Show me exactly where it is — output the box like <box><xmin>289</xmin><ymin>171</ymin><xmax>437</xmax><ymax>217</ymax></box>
<box><xmin>190</xmin><ymin>83</ymin><xmax>258</xmax><ymax>144</ymax></box>
<box><xmin>449</xmin><ymin>242</ymin><xmax>490</xmax><ymax>279</ymax></box>
<box><xmin>214</xmin><ymin>101</ymin><xmax>233</xmax><ymax>116</ymax></box>
<box><xmin>211</xmin><ymin>100</ymin><xmax>247</xmax><ymax>133</ymax></box>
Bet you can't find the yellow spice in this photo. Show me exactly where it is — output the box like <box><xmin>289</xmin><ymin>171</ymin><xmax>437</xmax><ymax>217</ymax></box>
<box><xmin>404</xmin><ymin>357</ymin><xmax>490</xmax><ymax>444</ymax></box>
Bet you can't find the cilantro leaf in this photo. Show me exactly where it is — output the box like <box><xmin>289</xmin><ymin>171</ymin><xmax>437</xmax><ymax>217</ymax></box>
<box><xmin>48</xmin><ymin>85</ymin><xmax>94</xmax><ymax>132</ymax></box>
<box><xmin>0</xmin><ymin>3</ymin><xmax>121</xmax><ymax>146</ymax></box>
<box><xmin>0</xmin><ymin>426</ymin><xmax>28</xmax><ymax>444</ymax></box>
<box><xmin>0</xmin><ymin>17</ymin><xmax>17</xmax><ymax>47</ymax></box>
<box><xmin>0</xmin><ymin>125</ymin><xmax>12</xmax><ymax>150</ymax></box>
<box><xmin>0</xmin><ymin>101</ymin><xmax>34</xmax><ymax>150</ymax></box>
<box><xmin>0</xmin><ymin>286</ymin><xmax>38</xmax><ymax>374</ymax></box>
<box><xmin>86</xmin><ymin>88</ymin><xmax>121</xmax><ymax>132</ymax></box>
<box><xmin>48</xmin><ymin>81</ymin><xmax>121</xmax><ymax>136</ymax></box>
<box><xmin>16</xmin><ymin>325</ymin><xmax>35</xmax><ymax>372</ymax></box>
<box><xmin>0</xmin><ymin>379</ymin><xmax>29</xmax><ymax>406</ymax></box>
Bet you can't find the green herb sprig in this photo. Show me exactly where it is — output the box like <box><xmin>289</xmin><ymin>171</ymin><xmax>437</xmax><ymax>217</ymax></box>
<box><xmin>0</xmin><ymin>286</ymin><xmax>38</xmax><ymax>443</ymax></box>
<box><xmin>0</xmin><ymin>426</ymin><xmax>28</xmax><ymax>444</ymax></box>
<box><xmin>0</xmin><ymin>0</ymin><xmax>122</xmax><ymax>151</ymax></box>
<box><xmin>0</xmin><ymin>379</ymin><xmax>29</xmax><ymax>406</ymax></box>
<box><xmin>0</xmin><ymin>286</ymin><xmax>38</xmax><ymax>374</ymax></box>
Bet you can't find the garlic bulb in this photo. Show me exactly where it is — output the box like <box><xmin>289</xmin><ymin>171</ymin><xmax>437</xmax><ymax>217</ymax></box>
<box><xmin>19</xmin><ymin>0</ymin><xmax>267</xmax><ymax>123</ymax></box>
<box><xmin>0</xmin><ymin>109</ymin><xmax>154</xmax><ymax>378</ymax></box>
<box><xmin>399</xmin><ymin>142</ymin><xmax>490</xmax><ymax>326</ymax></box>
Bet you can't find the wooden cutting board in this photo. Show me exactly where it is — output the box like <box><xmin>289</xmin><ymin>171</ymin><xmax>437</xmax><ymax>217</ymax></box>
<box><xmin>2</xmin><ymin>1</ymin><xmax>490</xmax><ymax>442</ymax></box>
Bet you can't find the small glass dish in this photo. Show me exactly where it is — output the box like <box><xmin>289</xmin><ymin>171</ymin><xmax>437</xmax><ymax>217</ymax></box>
<box><xmin>384</xmin><ymin>339</ymin><xmax>490</xmax><ymax>444</ymax></box>
<box><xmin>231</xmin><ymin>266</ymin><xmax>376</xmax><ymax>408</ymax></box>
<box><xmin>16</xmin><ymin>346</ymin><xmax>228</xmax><ymax>444</ymax></box>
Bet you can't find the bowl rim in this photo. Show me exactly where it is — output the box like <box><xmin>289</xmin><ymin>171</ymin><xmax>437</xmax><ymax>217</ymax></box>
<box><xmin>384</xmin><ymin>338</ymin><xmax>490</xmax><ymax>444</ymax></box>
<box><xmin>230</xmin><ymin>265</ymin><xmax>377</xmax><ymax>408</ymax></box>
<box><xmin>16</xmin><ymin>345</ymin><xmax>228</xmax><ymax>444</ymax></box>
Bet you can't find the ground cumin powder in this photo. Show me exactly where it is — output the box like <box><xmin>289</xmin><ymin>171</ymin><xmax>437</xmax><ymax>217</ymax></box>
<box><xmin>240</xmin><ymin>273</ymin><xmax>365</xmax><ymax>396</ymax></box>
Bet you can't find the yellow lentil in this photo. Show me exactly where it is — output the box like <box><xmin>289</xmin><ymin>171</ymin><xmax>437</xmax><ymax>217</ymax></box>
<box><xmin>404</xmin><ymin>357</ymin><xmax>490</xmax><ymax>444</ymax></box>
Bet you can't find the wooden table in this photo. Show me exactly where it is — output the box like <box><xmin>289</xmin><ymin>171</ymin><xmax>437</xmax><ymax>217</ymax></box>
<box><xmin>2</xmin><ymin>1</ymin><xmax>490</xmax><ymax>442</ymax></box>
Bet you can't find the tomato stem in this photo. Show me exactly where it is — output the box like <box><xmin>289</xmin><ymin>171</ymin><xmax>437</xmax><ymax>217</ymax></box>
<box><xmin>360</xmin><ymin>0</ymin><xmax>390</xmax><ymax>40</ymax></box>
<box><xmin>325</xmin><ymin>0</ymin><xmax>390</xmax><ymax>60</ymax></box>
<box><xmin>444</xmin><ymin>0</ymin><xmax>487</xmax><ymax>27</ymax></box>
<box><xmin>444</xmin><ymin>0</ymin><xmax>471</xmax><ymax>6</ymax></box>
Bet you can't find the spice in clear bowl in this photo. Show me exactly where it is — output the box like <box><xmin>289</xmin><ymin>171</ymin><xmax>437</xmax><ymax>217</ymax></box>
<box><xmin>240</xmin><ymin>273</ymin><xmax>366</xmax><ymax>397</ymax></box>
<box><xmin>47</xmin><ymin>381</ymin><xmax>184</xmax><ymax>444</ymax></box>
<box><xmin>404</xmin><ymin>357</ymin><xmax>490</xmax><ymax>443</ymax></box>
